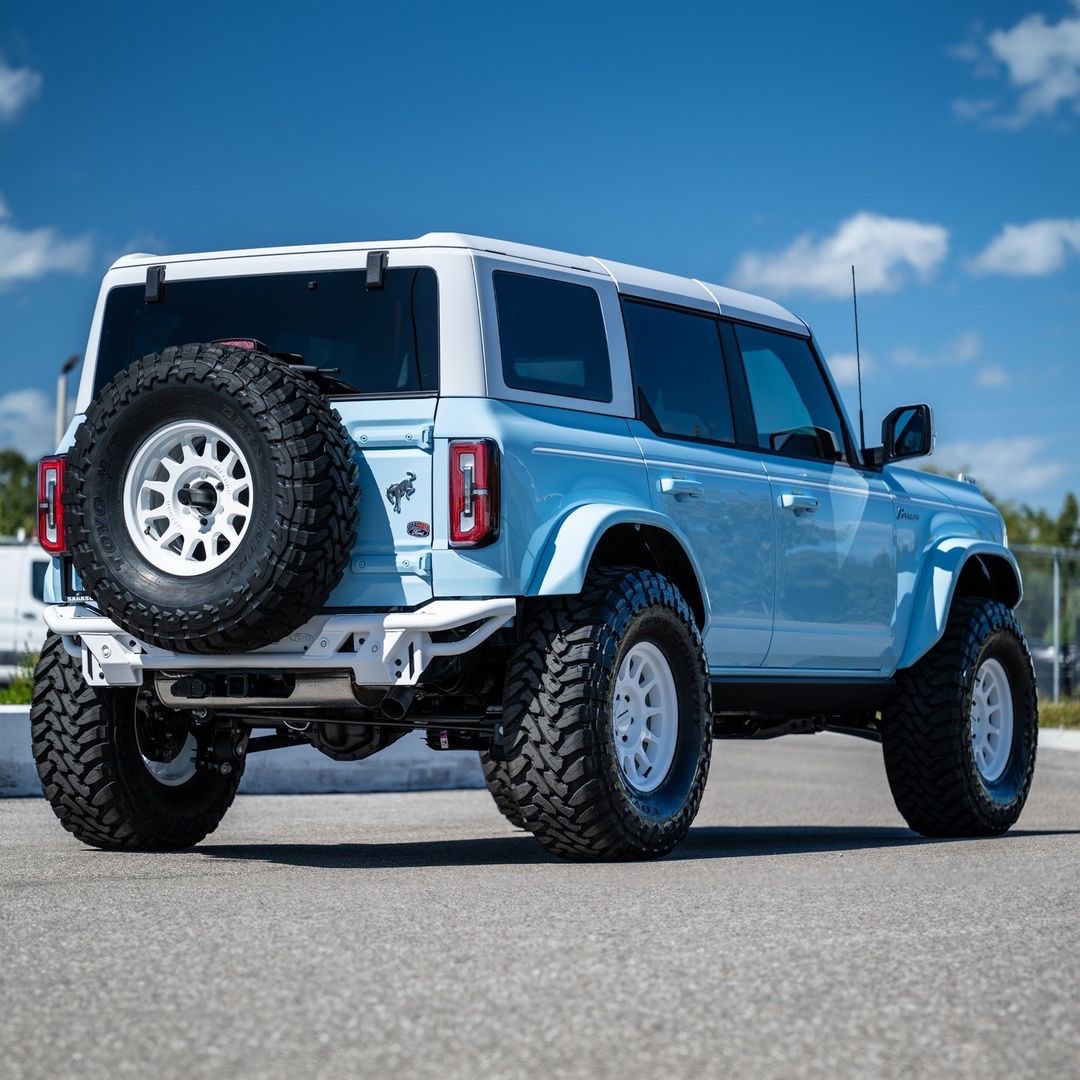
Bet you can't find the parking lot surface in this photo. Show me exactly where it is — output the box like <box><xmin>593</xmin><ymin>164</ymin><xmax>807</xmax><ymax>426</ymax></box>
<box><xmin>2</xmin><ymin>734</ymin><xmax>1079</xmax><ymax>1080</ymax></box>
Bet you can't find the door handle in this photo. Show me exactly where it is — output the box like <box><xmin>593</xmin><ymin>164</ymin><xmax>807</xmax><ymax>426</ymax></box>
<box><xmin>659</xmin><ymin>477</ymin><xmax>703</xmax><ymax>498</ymax></box>
<box><xmin>22</xmin><ymin>612</ymin><xmax>39</xmax><ymax>620</ymax></box>
<box><xmin>779</xmin><ymin>491</ymin><xmax>819</xmax><ymax>514</ymax></box>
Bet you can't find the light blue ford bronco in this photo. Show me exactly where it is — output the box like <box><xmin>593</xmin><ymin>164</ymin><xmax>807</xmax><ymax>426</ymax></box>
<box><xmin>31</xmin><ymin>233</ymin><xmax>1037</xmax><ymax>860</ymax></box>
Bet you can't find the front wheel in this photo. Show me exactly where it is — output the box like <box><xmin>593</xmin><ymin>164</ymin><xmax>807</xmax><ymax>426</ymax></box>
<box><xmin>881</xmin><ymin>597</ymin><xmax>1038</xmax><ymax>837</ymax></box>
<box><xmin>503</xmin><ymin>568</ymin><xmax>712</xmax><ymax>861</ymax></box>
<box><xmin>30</xmin><ymin>634</ymin><xmax>241</xmax><ymax>850</ymax></box>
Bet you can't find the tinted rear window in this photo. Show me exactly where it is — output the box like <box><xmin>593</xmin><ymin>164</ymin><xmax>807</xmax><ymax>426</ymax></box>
<box><xmin>493</xmin><ymin>271</ymin><xmax>612</xmax><ymax>402</ymax></box>
<box><xmin>96</xmin><ymin>267</ymin><xmax>439</xmax><ymax>396</ymax></box>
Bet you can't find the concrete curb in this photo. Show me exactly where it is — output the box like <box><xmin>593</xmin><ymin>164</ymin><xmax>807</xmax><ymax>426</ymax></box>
<box><xmin>0</xmin><ymin>705</ymin><xmax>484</xmax><ymax>797</ymax></box>
<box><xmin>1038</xmin><ymin>727</ymin><xmax>1080</xmax><ymax>753</ymax></box>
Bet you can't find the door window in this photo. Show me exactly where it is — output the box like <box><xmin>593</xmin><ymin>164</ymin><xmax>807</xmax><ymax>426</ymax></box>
<box><xmin>736</xmin><ymin>326</ymin><xmax>847</xmax><ymax>462</ymax></box>
<box><xmin>622</xmin><ymin>300</ymin><xmax>735</xmax><ymax>444</ymax></box>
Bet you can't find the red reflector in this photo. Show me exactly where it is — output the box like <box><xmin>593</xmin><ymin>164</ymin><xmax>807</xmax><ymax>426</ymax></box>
<box><xmin>38</xmin><ymin>456</ymin><xmax>67</xmax><ymax>555</ymax></box>
<box><xmin>449</xmin><ymin>440</ymin><xmax>499</xmax><ymax>547</ymax></box>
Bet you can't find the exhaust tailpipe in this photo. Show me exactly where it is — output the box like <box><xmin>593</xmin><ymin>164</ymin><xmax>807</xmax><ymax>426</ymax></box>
<box><xmin>380</xmin><ymin>686</ymin><xmax>415</xmax><ymax>721</ymax></box>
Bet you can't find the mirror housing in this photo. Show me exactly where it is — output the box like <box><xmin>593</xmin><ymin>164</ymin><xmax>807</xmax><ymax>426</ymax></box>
<box><xmin>874</xmin><ymin>404</ymin><xmax>934</xmax><ymax>464</ymax></box>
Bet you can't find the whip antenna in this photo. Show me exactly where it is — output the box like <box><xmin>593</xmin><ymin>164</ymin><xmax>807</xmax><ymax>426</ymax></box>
<box><xmin>851</xmin><ymin>264</ymin><xmax>866</xmax><ymax>452</ymax></box>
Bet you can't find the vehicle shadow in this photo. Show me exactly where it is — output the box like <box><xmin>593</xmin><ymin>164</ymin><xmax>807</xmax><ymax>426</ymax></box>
<box><xmin>196</xmin><ymin>825</ymin><xmax>1080</xmax><ymax>872</ymax></box>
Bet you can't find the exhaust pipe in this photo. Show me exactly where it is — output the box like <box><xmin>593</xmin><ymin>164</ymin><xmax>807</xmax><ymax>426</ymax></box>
<box><xmin>380</xmin><ymin>685</ymin><xmax>416</xmax><ymax>721</ymax></box>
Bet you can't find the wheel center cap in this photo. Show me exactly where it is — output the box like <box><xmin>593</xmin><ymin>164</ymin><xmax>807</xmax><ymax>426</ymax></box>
<box><xmin>177</xmin><ymin>480</ymin><xmax>219</xmax><ymax>514</ymax></box>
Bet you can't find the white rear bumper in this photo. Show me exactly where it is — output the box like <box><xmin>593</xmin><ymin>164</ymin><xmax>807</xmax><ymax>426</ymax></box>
<box><xmin>44</xmin><ymin>599</ymin><xmax>517</xmax><ymax>688</ymax></box>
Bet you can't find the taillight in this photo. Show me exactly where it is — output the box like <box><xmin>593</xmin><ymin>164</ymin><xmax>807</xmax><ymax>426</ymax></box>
<box><xmin>37</xmin><ymin>456</ymin><xmax>67</xmax><ymax>555</ymax></box>
<box><xmin>449</xmin><ymin>440</ymin><xmax>499</xmax><ymax>547</ymax></box>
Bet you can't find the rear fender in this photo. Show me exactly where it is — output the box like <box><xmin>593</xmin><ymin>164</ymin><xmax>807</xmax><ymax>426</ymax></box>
<box><xmin>898</xmin><ymin>540</ymin><xmax>1022</xmax><ymax>669</ymax></box>
<box><xmin>527</xmin><ymin>503</ymin><xmax>711</xmax><ymax>620</ymax></box>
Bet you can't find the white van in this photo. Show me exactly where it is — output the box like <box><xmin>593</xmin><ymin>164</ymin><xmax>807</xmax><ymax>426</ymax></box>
<box><xmin>0</xmin><ymin>542</ymin><xmax>49</xmax><ymax>682</ymax></box>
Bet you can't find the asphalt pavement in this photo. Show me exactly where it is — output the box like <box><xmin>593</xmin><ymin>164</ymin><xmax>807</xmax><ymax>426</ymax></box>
<box><xmin>2</xmin><ymin>733</ymin><xmax>1079</xmax><ymax>1080</ymax></box>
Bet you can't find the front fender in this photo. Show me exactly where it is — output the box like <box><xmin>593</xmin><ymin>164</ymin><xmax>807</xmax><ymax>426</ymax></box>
<box><xmin>526</xmin><ymin>503</ymin><xmax>710</xmax><ymax>611</ymax></box>
<box><xmin>897</xmin><ymin>539</ymin><xmax>1022</xmax><ymax>669</ymax></box>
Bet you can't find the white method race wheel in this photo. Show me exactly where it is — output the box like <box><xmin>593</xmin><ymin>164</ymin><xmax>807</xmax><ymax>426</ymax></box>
<box><xmin>123</xmin><ymin>420</ymin><xmax>254</xmax><ymax>577</ymax></box>
<box><xmin>612</xmin><ymin>641</ymin><xmax>679</xmax><ymax>793</ymax></box>
<box><xmin>970</xmin><ymin>657</ymin><xmax>1015</xmax><ymax>784</ymax></box>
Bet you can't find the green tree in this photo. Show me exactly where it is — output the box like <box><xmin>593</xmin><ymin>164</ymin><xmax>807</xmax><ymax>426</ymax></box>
<box><xmin>0</xmin><ymin>449</ymin><xmax>37</xmax><ymax>537</ymax></box>
<box><xmin>1057</xmin><ymin>492</ymin><xmax>1079</xmax><ymax>548</ymax></box>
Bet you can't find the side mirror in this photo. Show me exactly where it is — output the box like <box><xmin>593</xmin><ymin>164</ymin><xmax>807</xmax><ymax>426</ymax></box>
<box><xmin>880</xmin><ymin>404</ymin><xmax>934</xmax><ymax>463</ymax></box>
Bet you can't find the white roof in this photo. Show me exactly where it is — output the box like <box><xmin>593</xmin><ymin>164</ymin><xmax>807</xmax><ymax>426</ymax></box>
<box><xmin>111</xmin><ymin>232</ymin><xmax>808</xmax><ymax>335</ymax></box>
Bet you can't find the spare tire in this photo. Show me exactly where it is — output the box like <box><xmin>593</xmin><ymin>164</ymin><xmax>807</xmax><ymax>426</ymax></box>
<box><xmin>65</xmin><ymin>343</ymin><xmax>359</xmax><ymax>653</ymax></box>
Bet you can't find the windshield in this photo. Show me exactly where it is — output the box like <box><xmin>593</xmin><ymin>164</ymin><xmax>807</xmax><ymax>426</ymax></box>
<box><xmin>95</xmin><ymin>266</ymin><xmax>439</xmax><ymax>396</ymax></box>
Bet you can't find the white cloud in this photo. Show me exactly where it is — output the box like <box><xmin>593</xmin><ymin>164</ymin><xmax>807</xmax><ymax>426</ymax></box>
<box><xmin>0</xmin><ymin>58</ymin><xmax>41</xmax><ymax>122</ymax></box>
<box><xmin>0</xmin><ymin>388</ymin><xmax>56</xmax><ymax>458</ymax></box>
<box><xmin>976</xmin><ymin>365</ymin><xmax>1011</xmax><ymax>388</ymax></box>
<box><xmin>952</xmin><ymin>6</ymin><xmax>1080</xmax><ymax>128</ymax></box>
<box><xmin>0</xmin><ymin>194</ymin><xmax>92</xmax><ymax>288</ymax></box>
<box><xmin>933</xmin><ymin>436</ymin><xmax>1066</xmax><ymax>499</ymax></box>
<box><xmin>969</xmin><ymin>217</ymin><xmax>1080</xmax><ymax>276</ymax></box>
<box><xmin>826</xmin><ymin>352</ymin><xmax>874</xmax><ymax>388</ymax></box>
<box><xmin>892</xmin><ymin>331</ymin><xmax>981</xmax><ymax>368</ymax></box>
<box><xmin>730</xmin><ymin>212</ymin><xmax>949</xmax><ymax>299</ymax></box>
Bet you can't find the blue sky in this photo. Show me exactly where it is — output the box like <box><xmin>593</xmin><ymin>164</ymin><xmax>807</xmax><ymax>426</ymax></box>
<box><xmin>1</xmin><ymin>1</ymin><xmax>1077</xmax><ymax>511</ymax></box>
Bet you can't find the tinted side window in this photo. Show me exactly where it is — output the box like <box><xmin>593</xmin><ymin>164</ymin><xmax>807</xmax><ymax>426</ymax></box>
<box><xmin>494</xmin><ymin>272</ymin><xmax>612</xmax><ymax>402</ymax></box>
<box><xmin>622</xmin><ymin>301</ymin><xmax>735</xmax><ymax>443</ymax></box>
<box><xmin>736</xmin><ymin>326</ymin><xmax>847</xmax><ymax>461</ymax></box>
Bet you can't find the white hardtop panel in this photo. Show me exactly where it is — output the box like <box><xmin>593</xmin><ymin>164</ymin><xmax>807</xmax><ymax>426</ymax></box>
<box><xmin>109</xmin><ymin>236</ymin><xmax>459</xmax><ymax>269</ymax></box>
<box><xmin>108</xmin><ymin>233</ymin><xmax>605</xmax><ymax>273</ymax></box>
<box><xmin>108</xmin><ymin>231</ymin><xmax>807</xmax><ymax>335</ymax></box>
<box><xmin>589</xmin><ymin>258</ymin><xmax>718</xmax><ymax>313</ymax></box>
<box><xmin>81</xmin><ymin>245</ymin><xmax>485</xmax><ymax>410</ymax></box>
<box><xmin>698</xmin><ymin>282</ymin><xmax>808</xmax><ymax>335</ymax></box>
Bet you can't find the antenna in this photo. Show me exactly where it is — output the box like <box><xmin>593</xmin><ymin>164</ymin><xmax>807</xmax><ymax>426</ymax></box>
<box><xmin>851</xmin><ymin>264</ymin><xmax>866</xmax><ymax>453</ymax></box>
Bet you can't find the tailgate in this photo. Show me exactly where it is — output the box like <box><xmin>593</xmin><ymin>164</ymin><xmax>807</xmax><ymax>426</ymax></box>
<box><xmin>325</xmin><ymin>399</ymin><xmax>436</xmax><ymax>609</ymax></box>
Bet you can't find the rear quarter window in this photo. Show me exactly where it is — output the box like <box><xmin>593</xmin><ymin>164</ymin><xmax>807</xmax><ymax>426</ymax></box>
<box><xmin>493</xmin><ymin>271</ymin><xmax>612</xmax><ymax>403</ymax></box>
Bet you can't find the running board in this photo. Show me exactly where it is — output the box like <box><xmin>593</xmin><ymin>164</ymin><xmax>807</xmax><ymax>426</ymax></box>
<box><xmin>711</xmin><ymin>676</ymin><xmax>894</xmax><ymax>715</ymax></box>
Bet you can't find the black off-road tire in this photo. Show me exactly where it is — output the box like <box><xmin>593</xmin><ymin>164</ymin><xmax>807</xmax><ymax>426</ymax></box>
<box><xmin>65</xmin><ymin>343</ymin><xmax>359</xmax><ymax>653</ymax></box>
<box><xmin>30</xmin><ymin>634</ymin><xmax>241</xmax><ymax>850</ymax></box>
<box><xmin>881</xmin><ymin>597</ymin><xmax>1038</xmax><ymax>837</ymax></box>
<box><xmin>479</xmin><ymin>751</ymin><xmax>526</xmax><ymax>829</ymax></box>
<box><xmin>503</xmin><ymin>567</ymin><xmax>711</xmax><ymax>861</ymax></box>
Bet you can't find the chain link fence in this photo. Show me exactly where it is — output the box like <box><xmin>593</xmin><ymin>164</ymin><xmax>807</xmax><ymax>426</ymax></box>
<box><xmin>1012</xmin><ymin>545</ymin><xmax>1080</xmax><ymax>702</ymax></box>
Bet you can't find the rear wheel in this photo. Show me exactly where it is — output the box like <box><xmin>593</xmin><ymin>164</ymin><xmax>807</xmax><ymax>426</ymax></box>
<box><xmin>503</xmin><ymin>568</ymin><xmax>711</xmax><ymax>861</ymax></box>
<box><xmin>881</xmin><ymin>597</ymin><xmax>1038</xmax><ymax>837</ymax></box>
<box><xmin>479</xmin><ymin>751</ymin><xmax>525</xmax><ymax>829</ymax></box>
<box><xmin>30</xmin><ymin>634</ymin><xmax>241</xmax><ymax>850</ymax></box>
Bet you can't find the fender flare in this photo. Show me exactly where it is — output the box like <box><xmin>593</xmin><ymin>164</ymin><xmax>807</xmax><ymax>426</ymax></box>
<box><xmin>897</xmin><ymin>539</ymin><xmax>1023</xmax><ymax>669</ymax></box>
<box><xmin>526</xmin><ymin>503</ymin><xmax>712</xmax><ymax>623</ymax></box>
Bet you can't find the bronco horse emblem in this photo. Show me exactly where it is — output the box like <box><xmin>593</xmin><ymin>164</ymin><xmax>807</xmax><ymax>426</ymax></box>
<box><xmin>386</xmin><ymin>472</ymin><xmax>417</xmax><ymax>514</ymax></box>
